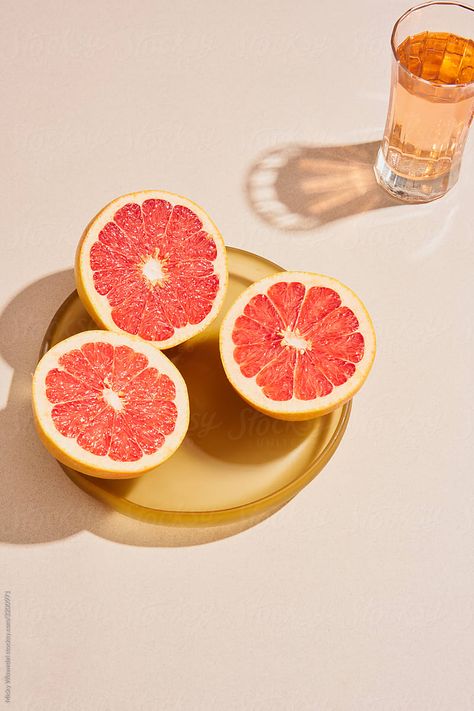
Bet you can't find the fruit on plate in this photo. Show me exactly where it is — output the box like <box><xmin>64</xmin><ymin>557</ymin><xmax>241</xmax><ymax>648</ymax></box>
<box><xmin>76</xmin><ymin>191</ymin><xmax>227</xmax><ymax>349</ymax></box>
<box><xmin>32</xmin><ymin>330</ymin><xmax>189</xmax><ymax>478</ymax></box>
<box><xmin>219</xmin><ymin>272</ymin><xmax>376</xmax><ymax>420</ymax></box>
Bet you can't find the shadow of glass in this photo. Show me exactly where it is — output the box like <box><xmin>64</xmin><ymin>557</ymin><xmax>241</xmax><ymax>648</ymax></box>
<box><xmin>246</xmin><ymin>140</ymin><xmax>404</xmax><ymax>231</ymax></box>
<box><xmin>0</xmin><ymin>273</ymin><xmax>283</xmax><ymax>547</ymax></box>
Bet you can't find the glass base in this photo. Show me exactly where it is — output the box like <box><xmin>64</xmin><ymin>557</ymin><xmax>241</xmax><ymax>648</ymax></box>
<box><xmin>374</xmin><ymin>148</ymin><xmax>458</xmax><ymax>203</ymax></box>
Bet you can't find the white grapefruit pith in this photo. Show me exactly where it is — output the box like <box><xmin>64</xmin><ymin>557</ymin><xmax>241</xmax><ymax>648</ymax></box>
<box><xmin>76</xmin><ymin>191</ymin><xmax>228</xmax><ymax>349</ymax></box>
<box><xmin>32</xmin><ymin>331</ymin><xmax>189</xmax><ymax>478</ymax></box>
<box><xmin>219</xmin><ymin>272</ymin><xmax>376</xmax><ymax>420</ymax></box>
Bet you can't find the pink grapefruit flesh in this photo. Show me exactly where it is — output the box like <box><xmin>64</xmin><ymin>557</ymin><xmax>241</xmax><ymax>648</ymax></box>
<box><xmin>32</xmin><ymin>331</ymin><xmax>189</xmax><ymax>478</ymax></box>
<box><xmin>219</xmin><ymin>272</ymin><xmax>376</xmax><ymax>420</ymax></box>
<box><xmin>76</xmin><ymin>191</ymin><xmax>227</xmax><ymax>349</ymax></box>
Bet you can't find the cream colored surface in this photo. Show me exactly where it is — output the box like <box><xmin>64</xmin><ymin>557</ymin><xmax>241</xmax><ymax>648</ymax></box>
<box><xmin>1</xmin><ymin>1</ymin><xmax>473</xmax><ymax>710</ymax></box>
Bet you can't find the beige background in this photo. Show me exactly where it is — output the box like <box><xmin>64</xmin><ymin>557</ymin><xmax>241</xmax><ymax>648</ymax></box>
<box><xmin>1</xmin><ymin>0</ymin><xmax>474</xmax><ymax>709</ymax></box>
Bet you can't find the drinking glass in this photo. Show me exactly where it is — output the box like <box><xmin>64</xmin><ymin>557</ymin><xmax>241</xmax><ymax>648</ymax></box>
<box><xmin>374</xmin><ymin>1</ymin><xmax>474</xmax><ymax>203</ymax></box>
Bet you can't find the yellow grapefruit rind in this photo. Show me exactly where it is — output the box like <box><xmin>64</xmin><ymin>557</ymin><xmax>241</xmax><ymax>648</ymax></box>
<box><xmin>219</xmin><ymin>271</ymin><xmax>376</xmax><ymax>421</ymax></box>
<box><xmin>32</xmin><ymin>330</ymin><xmax>190</xmax><ymax>479</ymax></box>
<box><xmin>75</xmin><ymin>190</ymin><xmax>228</xmax><ymax>350</ymax></box>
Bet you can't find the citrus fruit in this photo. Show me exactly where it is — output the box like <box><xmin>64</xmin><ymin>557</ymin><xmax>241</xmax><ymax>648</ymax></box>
<box><xmin>75</xmin><ymin>191</ymin><xmax>228</xmax><ymax>349</ymax></box>
<box><xmin>32</xmin><ymin>330</ymin><xmax>189</xmax><ymax>478</ymax></box>
<box><xmin>219</xmin><ymin>272</ymin><xmax>376</xmax><ymax>420</ymax></box>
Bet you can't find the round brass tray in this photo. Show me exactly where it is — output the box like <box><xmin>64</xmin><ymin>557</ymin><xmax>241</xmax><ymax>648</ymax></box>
<box><xmin>40</xmin><ymin>247</ymin><xmax>351</xmax><ymax>527</ymax></box>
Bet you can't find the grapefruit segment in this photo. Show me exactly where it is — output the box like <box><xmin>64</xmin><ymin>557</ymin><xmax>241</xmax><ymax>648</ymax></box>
<box><xmin>256</xmin><ymin>347</ymin><xmax>297</xmax><ymax>401</ymax></box>
<box><xmin>76</xmin><ymin>191</ymin><xmax>227</xmax><ymax>349</ymax></box>
<box><xmin>267</xmin><ymin>281</ymin><xmax>306</xmax><ymax>329</ymax></box>
<box><xmin>32</xmin><ymin>331</ymin><xmax>189</xmax><ymax>478</ymax></box>
<box><xmin>220</xmin><ymin>272</ymin><xmax>376</xmax><ymax>420</ymax></box>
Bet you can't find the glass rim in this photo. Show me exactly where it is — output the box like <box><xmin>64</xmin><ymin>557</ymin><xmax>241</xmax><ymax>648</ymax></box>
<box><xmin>390</xmin><ymin>0</ymin><xmax>474</xmax><ymax>89</ymax></box>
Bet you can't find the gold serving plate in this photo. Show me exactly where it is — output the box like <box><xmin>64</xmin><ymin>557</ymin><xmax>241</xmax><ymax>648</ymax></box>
<box><xmin>40</xmin><ymin>247</ymin><xmax>350</xmax><ymax>528</ymax></box>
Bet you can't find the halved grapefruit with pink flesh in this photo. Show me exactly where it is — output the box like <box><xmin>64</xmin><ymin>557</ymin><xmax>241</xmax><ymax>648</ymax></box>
<box><xmin>220</xmin><ymin>272</ymin><xmax>376</xmax><ymax>420</ymax></box>
<box><xmin>32</xmin><ymin>331</ymin><xmax>189</xmax><ymax>478</ymax></box>
<box><xmin>76</xmin><ymin>191</ymin><xmax>227</xmax><ymax>349</ymax></box>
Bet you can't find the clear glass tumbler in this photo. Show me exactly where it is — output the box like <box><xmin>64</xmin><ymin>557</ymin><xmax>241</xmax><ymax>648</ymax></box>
<box><xmin>374</xmin><ymin>1</ymin><xmax>474</xmax><ymax>203</ymax></box>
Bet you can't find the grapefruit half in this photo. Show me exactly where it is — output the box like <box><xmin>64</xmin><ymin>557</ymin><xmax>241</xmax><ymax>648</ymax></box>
<box><xmin>220</xmin><ymin>272</ymin><xmax>376</xmax><ymax>420</ymax></box>
<box><xmin>76</xmin><ymin>191</ymin><xmax>228</xmax><ymax>349</ymax></box>
<box><xmin>32</xmin><ymin>330</ymin><xmax>189</xmax><ymax>478</ymax></box>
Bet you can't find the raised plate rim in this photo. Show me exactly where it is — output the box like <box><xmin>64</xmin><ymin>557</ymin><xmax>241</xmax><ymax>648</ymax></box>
<box><xmin>39</xmin><ymin>246</ymin><xmax>351</xmax><ymax>527</ymax></box>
